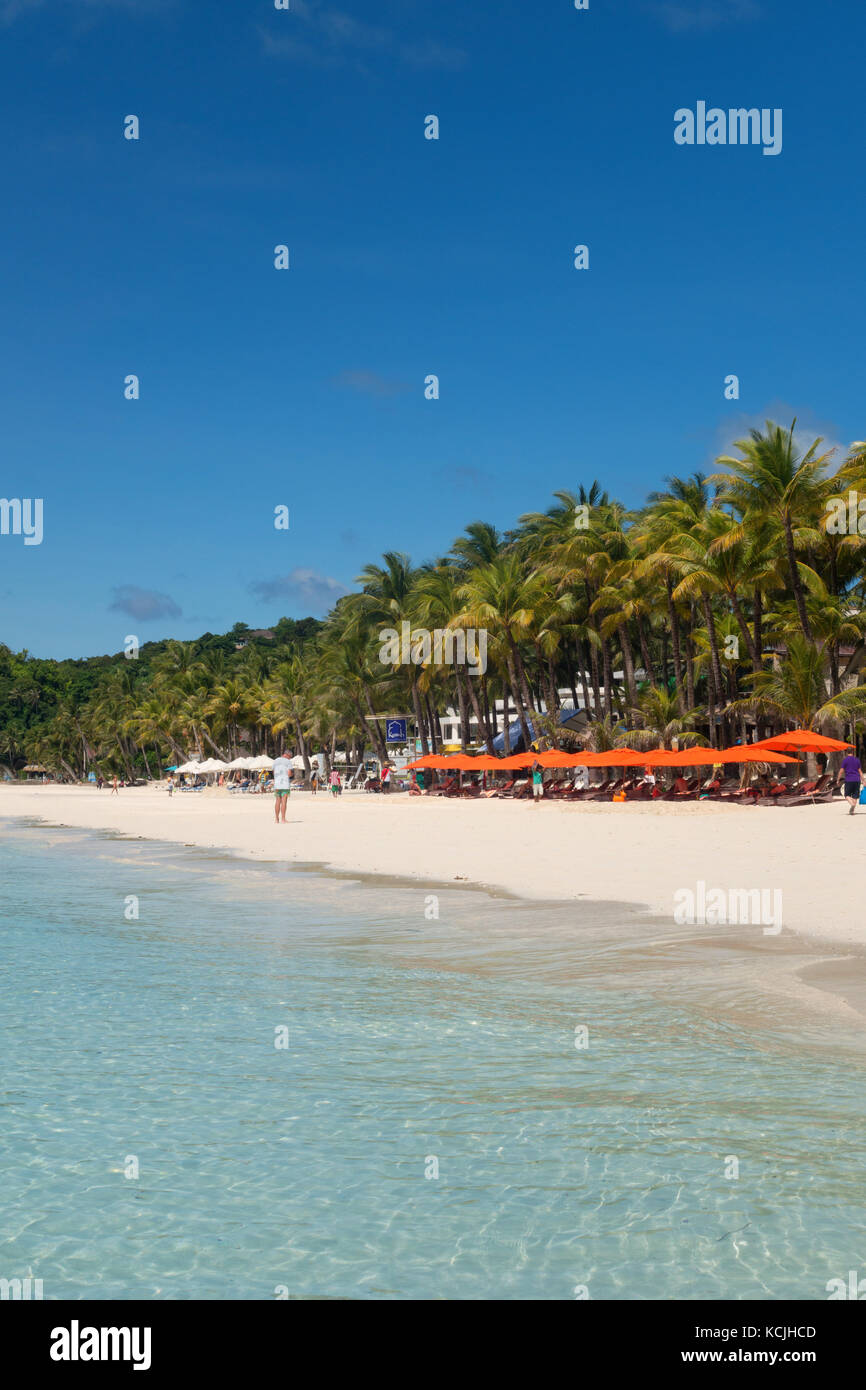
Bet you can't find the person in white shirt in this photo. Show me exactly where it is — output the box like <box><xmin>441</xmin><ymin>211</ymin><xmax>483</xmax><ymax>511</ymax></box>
<box><xmin>272</xmin><ymin>752</ymin><xmax>291</xmax><ymax>823</ymax></box>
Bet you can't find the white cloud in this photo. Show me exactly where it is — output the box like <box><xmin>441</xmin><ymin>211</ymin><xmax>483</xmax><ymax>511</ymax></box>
<box><xmin>250</xmin><ymin>568</ymin><xmax>350</xmax><ymax>614</ymax></box>
<box><xmin>109</xmin><ymin>585</ymin><xmax>182</xmax><ymax>622</ymax></box>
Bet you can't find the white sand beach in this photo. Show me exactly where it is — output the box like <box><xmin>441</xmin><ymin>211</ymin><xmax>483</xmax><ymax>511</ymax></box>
<box><xmin>0</xmin><ymin>783</ymin><xmax>858</xmax><ymax>949</ymax></box>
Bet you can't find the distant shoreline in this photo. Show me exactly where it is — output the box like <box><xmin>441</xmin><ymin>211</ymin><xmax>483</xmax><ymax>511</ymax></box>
<box><xmin>0</xmin><ymin>782</ymin><xmax>861</xmax><ymax>948</ymax></box>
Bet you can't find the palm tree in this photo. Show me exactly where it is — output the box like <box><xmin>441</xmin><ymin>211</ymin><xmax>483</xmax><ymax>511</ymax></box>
<box><xmin>626</xmin><ymin>687</ymin><xmax>707</xmax><ymax>751</ymax></box>
<box><xmin>730</xmin><ymin>635</ymin><xmax>866</xmax><ymax>733</ymax></box>
<box><xmin>455</xmin><ymin>554</ymin><xmax>548</xmax><ymax>749</ymax></box>
<box><xmin>714</xmin><ymin>421</ymin><xmax>832</xmax><ymax>642</ymax></box>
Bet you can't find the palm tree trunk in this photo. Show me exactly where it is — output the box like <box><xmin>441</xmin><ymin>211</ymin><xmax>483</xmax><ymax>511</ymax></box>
<box><xmin>602</xmin><ymin>640</ymin><xmax>614</xmax><ymax>719</ymax></box>
<box><xmin>685</xmin><ymin>606</ymin><xmax>697</xmax><ymax>711</ymax></box>
<box><xmin>750</xmin><ymin>581</ymin><xmax>767</xmax><ymax>667</ymax></box>
<box><xmin>702</xmin><ymin>598</ymin><xmax>726</xmax><ymax>708</ymax></box>
<box><xmin>409</xmin><ymin>683</ymin><xmax>428</xmax><ymax>757</ymax></box>
<box><xmin>784</xmin><ymin>513</ymin><xmax>813</xmax><ymax>640</ymax></box>
<box><xmin>484</xmin><ymin>682</ymin><xmax>496</xmax><ymax>736</ymax></box>
<box><xmin>454</xmin><ymin>664</ymin><xmax>471</xmax><ymax>750</ymax></box>
<box><xmin>637</xmin><ymin>618</ymin><xmax>656</xmax><ymax>686</ymax></box>
<box><xmin>202</xmin><ymin>729</ymin><xmax>227</xmax><ymax>759</ymax></box>
<box><xmin>665</xmin><ymin>579</ymin><xmax>685</xmax><ymax>711</ymax></box>
<box><xmin>576</xmin><ymin>647</ymin><xmax>592</xmax><ymax>717</ymax></box>
<box><xmin>465</xmin><ymin>670</ymin><xmax>495</xmax><ymax>754</ymax></box>
<box><xmin>362</xmin><ymin>690</ymin><xmax>389</xmax><ymax>763</ymax></box>
<box><xmin>294</xmin><ymin>720</ymin><xmax>311</xmax><ymax>776</ymax></box>
<box><xmin>588</xmin><ymin>639</ymin><xmax>602</xmax><ymax>716</ymax></box>
<box><xmin>510</xmin><ymin>639</ymin><xmax>537</xmax><ymax>719</ymax></box>
<box><xmin>545</xmin><ymin>656</ymin><xmax>560</xmax><ymax>714</ymax></box>
<box><xmin>505</xmin><ymin>655</ymin><xmax>533</xmax><ymax>748</ymax></box>
<box><xmin>425</xmin><ymin>693</ymin><xmax>439</xmax><ymax>751</ymax></box>
<box><xmin>729</xmin><ymin>592</ymin><xmax>759</xmax><ymax>667</ymax></box>
<box><xmin>617</xmin><ymin>625</ymin><xmax>639</xmax><ymax>710</ymax></box>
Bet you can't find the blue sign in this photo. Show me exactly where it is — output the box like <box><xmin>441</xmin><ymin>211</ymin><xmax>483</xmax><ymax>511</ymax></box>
<box><xmin>386</xmin><ymin>719</ymin><xmax>407</xmax><ymax>743</ymax></box>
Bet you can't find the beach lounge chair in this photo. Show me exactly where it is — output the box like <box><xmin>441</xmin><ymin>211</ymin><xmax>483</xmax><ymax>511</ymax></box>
<box><xmin>624</xmin><ymin>781</ymin><xmax>653</xmax><ymax>800</ymax></box>
<box><xmin>581</xmin><ymin>778</ymin><xmax>622</xmax><ymax>802</ymax></box>
<box><xmin>426</xmin><ymin>777</ymin><xmax>458</xmax><ymax>797</ymax></box>
<box><xmin>659</xmin><ymin>778</ymin><xmax>700</xmax><ymax>801</ymax></box>
<box><xmin>769</xmin><ymin>774</ymin><xmax>833</xmax><ymax>807</ymax></box>
<box><xmin>751</xmin><ymin>779</ymin><xmax>792</xmax><ymax>805</ymax></box>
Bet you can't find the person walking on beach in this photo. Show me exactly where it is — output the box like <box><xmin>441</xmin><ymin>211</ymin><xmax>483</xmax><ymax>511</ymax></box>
<box><xmin>329</xmin><ymin>768</ymin><xmax>341</xmax><ymax>797</ymax></box>
<box><xmin>273</xmin><ymin>751</ymin><xmax>291</xmax><ymax>823</ymax></box>
<box><xmin>531</xmin><ymin>762</ymin><xmax>544</xmax><ymax>802</ymax></box>
<box><xmin>381</xmin><ymin>763</ymin><xmax>391</xmax><ymax>794</ymax></box>
<box><xmin>110</xmin><ymin>775</ymin><xmax>118</xmax><ymax>795</ymax></box>
<box><xmin>310</xmin><ymin>768</ymin><xmax>318</xmax><ymax>796</ymax></box>
<box><xmin>839</xmin><ymin>750</ymin><xmax>864</xmax><ymax>815</ymax></box>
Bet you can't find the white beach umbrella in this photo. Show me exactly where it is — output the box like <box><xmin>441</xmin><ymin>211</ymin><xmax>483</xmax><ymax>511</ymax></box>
<box><xmin>289</xmin><ymin>755</ymin><xmax>306</xmax><ymax>770</ymax></box>
<box><xmin>175</xmin><ymin>760</ymin><xmax>201</xmax><ymax>773</ymax></box>
<box><xmin>196</xmin><ymin>758</ymin><xmax>229</xmax><ymax>773</ymax></box>
<box><xmin>227</xmin><ymin>757</ymin><xmax>250</xmax><ymax>769</ymax></box>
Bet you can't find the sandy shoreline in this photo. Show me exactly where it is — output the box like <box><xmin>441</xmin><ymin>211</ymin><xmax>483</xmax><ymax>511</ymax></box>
<box><xmin>0</xmin><ymin>783</ymin><xmax>860</xmax><ymax>950</ymax></box>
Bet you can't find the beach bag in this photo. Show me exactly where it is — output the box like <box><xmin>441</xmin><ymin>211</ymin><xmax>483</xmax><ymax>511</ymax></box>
<box><xmin>859</xmin><ymin>787</ymin><xmax>866</xmax><ymax>805</ymax></box>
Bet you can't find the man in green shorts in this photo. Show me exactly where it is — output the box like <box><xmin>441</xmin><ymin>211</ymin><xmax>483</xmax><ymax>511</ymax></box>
<box><xmin>273</xmin><ymin>753</ymin><xmax>291</xmax><ymax>822</ymax></box>
<box><xmin>531</xmin><ymin>762</ymin><xmax>544</xmax><ymax>802</ymax></box>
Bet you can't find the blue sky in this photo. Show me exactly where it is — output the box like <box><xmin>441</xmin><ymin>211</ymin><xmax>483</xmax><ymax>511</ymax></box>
<box><xmin>2</xmin><ymin>0</ymin><xmax>864</xmax><ymax>657</ymax></box>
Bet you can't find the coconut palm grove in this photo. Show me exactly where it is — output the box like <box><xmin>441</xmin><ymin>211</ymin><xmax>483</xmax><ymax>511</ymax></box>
<box><xmin>5</xmin><ymin>421</ymin><xmax>866</xmax><ymax>782</ymax></box>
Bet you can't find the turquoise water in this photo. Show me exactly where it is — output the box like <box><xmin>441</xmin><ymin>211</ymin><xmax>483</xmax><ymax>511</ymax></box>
<box><xmin>1</xmin><ymin>822</ymin><xmax>865</xmax><ymax>1300</ymax></box>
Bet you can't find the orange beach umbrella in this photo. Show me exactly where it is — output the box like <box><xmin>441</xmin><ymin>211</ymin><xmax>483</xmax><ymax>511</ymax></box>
<box><xmin>750</xmin><ymin>729</ymin><xmax>852</xmax><ymax>753</ymax></box>
<box><xmin>641</xmin><ymin>745</ymin><xmax>798</xmax><ymax>766</ymax></box>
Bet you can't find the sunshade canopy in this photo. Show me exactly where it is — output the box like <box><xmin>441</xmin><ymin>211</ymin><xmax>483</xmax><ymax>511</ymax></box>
<box><xmin>570</xmin><ymin>748</ymin><xmax>647</xmax><ymax>767</ymax></box>
<box><xmin>637</xmin><ymin>746</ymin><xmax>798</xmax><ymax>767</ymax></box>
<box><xmin>751</xmin><ymin>729</ymin><xmax>852</xmax><ymax>753</ymax></box>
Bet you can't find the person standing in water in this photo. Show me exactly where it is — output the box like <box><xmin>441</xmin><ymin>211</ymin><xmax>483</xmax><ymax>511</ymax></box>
<box><xmin>272</xmin><ymin>751</ymin><xmax>291</xmax><ymax>823</ymax></box>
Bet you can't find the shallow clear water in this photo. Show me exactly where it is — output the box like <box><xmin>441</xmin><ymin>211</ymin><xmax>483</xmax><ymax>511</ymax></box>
<box><xmin>1</xmin><ymin>822</ymin><xmax>864</xmax><ymax>1300</ymax></box>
